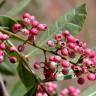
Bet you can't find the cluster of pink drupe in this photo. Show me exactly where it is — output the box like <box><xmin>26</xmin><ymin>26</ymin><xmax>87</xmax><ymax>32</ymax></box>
<box><xmin>11</xmin><ymin>13</ymin><xmax>96</xmax><ymax>96</ymax></box>
<box><xmin>34</xmin><ymin>30</ymin><xmax>96</xmax><ymax>85</ymax></box>
<box><xmin>36</xmin><ymin>82</ymin><xmax>80</xmax><ymax>96</ymax></box>
<box><xmin>13</xmin><ymin>13</ymin><xmax>48</xmax><ymax>34</ymax></box>
<box><xmin>12</xmin><ymin>13</ymin><xmax>48</xmax><ymax>52</ymax></box>
<box><xmin>0</xmin><ymin>32</ymin><xmax>9</xmax><ymax>63</ymax></box>
<box><xmin>0</xmin><ymin>32</ymin><xmax>18</xmax><ymax>64</ymax></box>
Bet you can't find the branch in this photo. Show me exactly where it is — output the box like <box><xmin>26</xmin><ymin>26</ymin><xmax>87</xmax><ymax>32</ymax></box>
<box><xmin>0</xmin><ymin>28</ymin><xmax>77</xmax><ymax>65</ymax></box>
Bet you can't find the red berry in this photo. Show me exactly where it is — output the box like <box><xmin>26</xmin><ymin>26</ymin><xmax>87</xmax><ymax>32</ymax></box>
<box><xmin>12</xmin><ymin>24</ymin><xmax>22</xmax><ymax>33</ymax></box>
<box><xmin>62</xmin><ymin>69</ymin><xmax>69</xmax><ymax>75</ymax></box>
<box><xmin>62</xmin><ymin>30</ymin><xmax>70</xmax><ymax>37</ymax></box>
<box><xmin>23</xmin><ymin>18</ymin><xmax>31</xmax><ymax>25</ymax></box>
<box><xmin>47</xmin><ymin>40</ymin><xmax>54</xmax><ymax>47</ymax></box>
<box><xmin>23</xmin><ymin>13</ymin><xmax>30</xmax><ymax>19</ymax></box>
<box><xmin>0</xmin><ymin>43</ymin><xmax>6</xmax><ymax>50</ymax></box>
<box><xmin>21</xmin><ymin>28</ymin><xmax>29</xmax><ymax>35</ymax></box>
<box><xmin>37</xmin><ymin>24</ymin><xmax>48</xmax><ymax>31</ymax></box>
<box><xmin>87</xmin><ymin>73</ymin><xmax>96</xmax><ymax>81</ymax></box>
<box><xmin>68</xmin><ymin>50</ymin><xmax>76</xmax><ymax>58</ymax></box>
<box><xmin>54</xmin><ymin>55</ymin><xmax>61</xmax><ymax>62</ymax></box>
<box><xmin>31</xmin><ymin>20</ymin><xmax>39</xmax><ymax>27</ymax></box>
<box><xmin>68</xmin><ymin>43</ymin><xmax>75</xmax><ymax>49</ymax></box>
<box><xmin>61</xmin><ymin>60</ymin><xmax>70</xmax><ymax>68</ymax></box>
<box><xmin>49</xmin><ymin>56</ymin><xmax>55</xmax><ymax>61</ymax></box>
<box><xmin>61</xmin><ymin>48</ymin><xmax>68</xmax><ymax>56</ymax></box>
<box><xmin>34</xmin><ymin>62</ymin><xmax>41</xmax><ymax>70</ymax></box>
<box><xmin>67</xmin><ymin>35</ymin><xmax>76</xmax><ymax>43</ymax></box>
<box><xmin>77</xmin><ymin>77</ymin><xmax>85</xmax><ymax>85</ymax></box>
<box><xmin>10</xmin><ymin>46</ymin><xmax>17</xmax><ymax>52</ymax></box>
<box><xmin>30</xmin><ymin>28</ymin><xmax>39</xmax><ymax>36</ymax></box>
<box><xmin>55</xmin><ymin>34</ymin><xmax>63</xmax><ymax>41</ymax></box>
<box><xmin>30</xmin><ymin>15</ymin><xmax>36</xmax><ymax>21</ymax></box>
<box><xmin>9</xmin><ymin>56</ymin><xmax>17</xmax><ymax>63</ymax></box>
<box><xmin>2</xmin><ymin>34</ymin><xmax>9</xmax><ymax>40</ymax></box>
<box><xmin>18</xmin><ymin>45</ymin><xmax>25</xmax><ymax>52</ymax></box>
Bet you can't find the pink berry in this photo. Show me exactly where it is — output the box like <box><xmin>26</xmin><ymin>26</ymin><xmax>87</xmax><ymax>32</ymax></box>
<box><xmin>62</xmin><ymin>30</ymin><xmax>70</xmax><ymax>37</ymax></box>
<box><xmin>10</xmin><ymin>46</ymin><xmax>17</xmax><ymax>52</ymax></box>
<box><xmin>60</xmin><ymin>88</ymin><xmax>69</xmax><ymax>96</ymax></box>
<box><xmin>67</xmin><ymin>35</ymin><xmax>76</xmax><ymax>43</ymax></box>
<box><xmin>9</xmin><ymin>56</ymin><xmax>17</xmax><ymax>63</ymax></box>
<box><xmin>62</xmin><ymin>68</ymin><xmax>69</xmax><ymax>75</ymax></box>
<box><xmin>30</xmin><ymin>28</ymin><xmax>39</xmax><ymax>36</ymax></box>
<box><xmin>34</xmin><ymin>62</ymin><xmax>41</xmax><ymax>70</ymax></box>
<box><xmin>49</xmin><ymin>62</ymin><xmax>57</xmax><ymax>70</ymax></box>
<box><xmin>49</xmin><ymin>56</ymin><xmax>55</xmax><ymax>61</ymax></box>
<box><xmin>74</xmin><ymin>46</ymin><xmax>79</xmax><ymax>52</ymax></box>
<box><xmin>21</xmin><ymin>28</ymin><xmax>29</xmax><ymax>35</ymax></box>
<box><xmin>2</xmin><ymin>34</ymin><xmax>9</xmax><ymax>40</ymax></box>
<box><xmin>47</xmin><ymin>40</ymin><xmax>54</xmax><ymax>47</ymax></box>
<box><xmin>61</xmin><ymin>60</ymin><xmax>70</xmax><ymax>68</ymax></box>
<box><xmin>55</xmin><ymin>34</ymin><xmax>63</xmax><ymax>41</ymax></box>
<box><xmin>46</xmin><ymin>82</ymin><xmax>57</xmax><ymax>94</ymax></box>
<box><xmin>68</xmin><ymin>43</ymin><xmax>76</xmax><ymax>49</ymax></box>
<box><xmin>68</xmin><ymin>50</ymin><xmax>76</xmax><ymax>58</ymax></box>
<box><xmin>12</xmin><ymin>23</ymin><xmax>22</xmax><ymax>33</ymax></box>
<box><xmin>18</xmin><ymin>45</ymin><xmax>25</xmax><ymax>52</ymax></box>
<box><xmin>58</xmin><ymin>41</ymin><xmax>66</xmax><ymax>48</ymax></box>
<box><xmin>61</xmin><ymin>48</ymin><xmax>68</xmax><ymax>56</ymax></box>
<box><xmin>0</xmin><ymin>43</ymin><xmax>6</xmax><ymax>50</ymax></box>
<box><xmin>37</xmin><ymin>24</ymin><xmax>48</xmax><ymax>31</ymax></box>
<box><xmin>87</xmin><ymin>73</ymin><xmax>96</xmax><ymax>81</ymax></box>
<box><xmin>23</xmin><ymin>18</ymin><xmax>31</xmax><ymax>25</ymax></box>
<box><xmin>68</xmin><ymin>86</ymin><xmax>76</xmax><ymax>93</ymax></box>
<box><xmin>30</xmin><ymin>15</ymin><xmax>36</xmax><ymax>21</ymax></box>
<box><xmin>0</xmin><ymin>50</ymin><xmax>4</xmax><ymax>56</ymax></box>
<box><xmin>23</xmin><ymin>13</ymin><xmax>30</xmax><ymax>19</ymax></box>
<box><xmin>54</xmin><ymin>55</ymin><xmax>61</xmax><ymax>62</ymax></box>
<box><xmin>31</xmin><ymin>19</ymin><xmax>39</xmax><ymax>27</ymax></box>
<box><xmin>77</xmin><ymin>77</ymin><xmax>85</xmax><ymax>85</ymax></box>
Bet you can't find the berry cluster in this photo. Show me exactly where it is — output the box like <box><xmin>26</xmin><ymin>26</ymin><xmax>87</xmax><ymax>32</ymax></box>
<box><xmin>34</xmin><ymin>30</ymin><xmax>96</xmax><ymax>85</ymax></box>
<box><xmin>9</xmin><ymin>13</ymin><xmax>96</xmax><ymax>96</ymax></box>
<box><xmin>0</xmin><ymin>32</ymin><xmax>17</xmax><ymax>64</ymax></box>
<box><xmin>12</xmin><ymin>13</ymin><xmax>48</xmax><ymax>52</ymax></box>
<box><xmin>36</xmin><ymin>82</ymin><xmax>57</xmax><ymax>96</ymax></box>
<box><xmin>0</xmin><ymin>32</ymin><xmax>9</xmax><ymax>63</ymax></box>
<box><xmin>60</xmin><ymin>86</ymin><xmax>80</xmax><ymax>96</ymax></box>
<box><xmin>36</xmin><ymin>82</ymin><xmax>80</xmax><ymax>96</ymax></box>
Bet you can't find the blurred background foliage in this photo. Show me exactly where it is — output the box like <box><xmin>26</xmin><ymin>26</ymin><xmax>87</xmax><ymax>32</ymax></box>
<box><xmin>0</xmin><ymin>0</ymin><xmax>96</xmax><ymax>95</ymax></box>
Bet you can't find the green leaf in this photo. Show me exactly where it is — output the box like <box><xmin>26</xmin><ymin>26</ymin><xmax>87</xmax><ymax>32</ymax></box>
<box><xmin>6</xmin><ymin>0</ymin><xmax>31</xmax><ymax>16</ymax></box>
<box><xmin>30</xmin><ymin>4</ymin><xmax>87</xmax><ymax>55</ymax></box>
<box><xmin>81</xmin><ymin>85</ymin><xmax>96</xmax><ymax>96</ymax></box>
<box><xmin>11</xmin><ymin>81</ymin><xmax>27</xmax><ymax>96</ymax></box>
<box><xmin>0</xmin><ymin>16</ymin><xmax>17</xmax><ymax>31</ymax></box>
<box><xmin>0</xmin><ymin>56</ymin><xmax>16</xmax><ymax>75</ymax></box>
<box><xmin>17</xmin><ymin>61</ymin><xmax>39</xmax><ymax>89</ymax></box>
<box><xmin>24</xmin><ymin>85</ymin><xmax>37</xmax><ymax>96</ymax></box>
